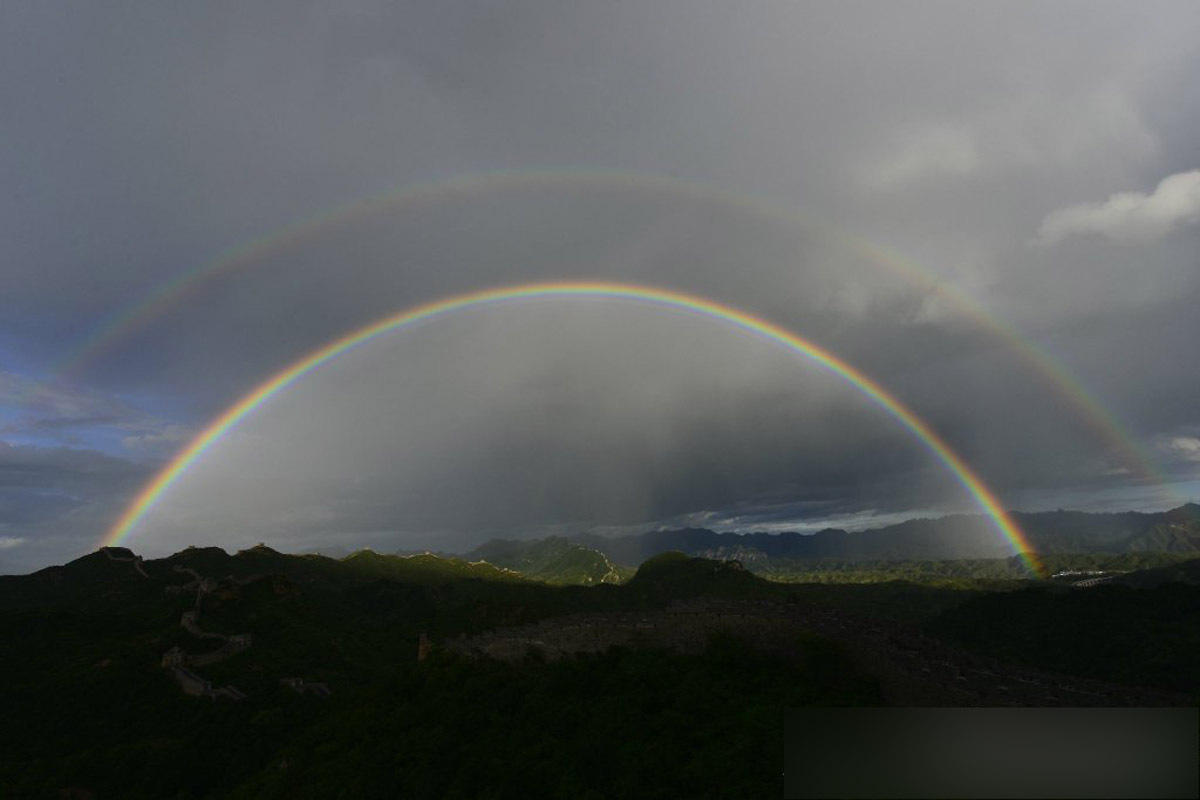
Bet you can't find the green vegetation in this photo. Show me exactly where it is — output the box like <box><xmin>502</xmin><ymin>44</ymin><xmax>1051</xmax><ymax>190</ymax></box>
<box><xmin>228</xmin><ymin>637</ymin><xmax>879</xmax><ymax>799</ymax></box>
<box><xmin>624</xmin><ymin>550</ymin><xmax>770</xmax><ymax>601</ymax></box>
<box><xmin>1113</xmin><ymin>556</ymin><xmax>1200</xmax><ymax>588</ymax></box>
<box><xmin>464</xmin><ymin>536</ymin><xmax>632</xmax><ymax>585</ymax></box>
<box><xmin>929</xmin><ymin>581</ymin><xmax>1200</xmax><ymax>695</ymax></box>
<box><xmin>754</xmin><ymin>551</ymin><xmax>1199</xmax><ymax>586</ymax></box>
<box><xmin>0</xmin><ymin>547</ymin><xmax>868</xmax><ymax>798</ymax></box>
<box><xmin>2</xmin><ymin>544</ymin><xmax>1197</xmax><ymax>798</ymax></box>
<box><xmin>343</xmin><ymin>549</ymin><xmax>529</xmax><ymax>584</ymax></box>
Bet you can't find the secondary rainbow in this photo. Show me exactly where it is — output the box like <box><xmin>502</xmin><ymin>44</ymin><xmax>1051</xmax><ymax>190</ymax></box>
<box><xmin>102</xmin><ymin>281</ymin><xmax>1045</xmax><ymax>576</ymax></box>
<box><xmin>52</xmin><ymin>168</ymin><xmax>1172</xmax><ymax>497</ymax></box>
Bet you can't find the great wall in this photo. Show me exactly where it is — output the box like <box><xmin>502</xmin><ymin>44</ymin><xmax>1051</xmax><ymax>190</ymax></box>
<box><xmin>157</xmin><ymin>562</ymin><xmax>253</xmax><ymax>700</ymax></box>
<box><xmin>100</xmin><ymin>546</ymin><xmax>149</xmax><ymax>579</ymax></box>
<box><xmin>142</xmin><ymin>554</ymin><xmax>331</xmax><ymax>701</ymax></box>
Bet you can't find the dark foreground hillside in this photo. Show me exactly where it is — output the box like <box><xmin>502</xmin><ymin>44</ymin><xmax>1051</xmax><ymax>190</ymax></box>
<box><xmin>1</xmin><ymin>546</ymin><xmax>1196</xmax><ymax>798</ymax></box>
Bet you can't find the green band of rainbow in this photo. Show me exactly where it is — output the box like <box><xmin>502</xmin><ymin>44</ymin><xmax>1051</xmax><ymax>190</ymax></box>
<box><xmin>102</xmin><ymin>281</ymin><xmax>1044</xmax><ymax>576</ymax></box>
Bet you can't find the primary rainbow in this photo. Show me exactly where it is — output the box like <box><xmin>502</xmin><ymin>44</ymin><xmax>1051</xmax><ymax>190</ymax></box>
<box><xmin>102</xmin><ymin>280</ymin><xmax>1045</xmax><ymax>576</ymax></box>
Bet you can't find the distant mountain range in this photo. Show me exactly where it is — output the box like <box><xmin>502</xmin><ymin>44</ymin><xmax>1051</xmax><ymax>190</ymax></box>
<box><xmin>465</xmin><ymin>503</ymin><xmax>1200</xmax><ymax>569</ymax></box>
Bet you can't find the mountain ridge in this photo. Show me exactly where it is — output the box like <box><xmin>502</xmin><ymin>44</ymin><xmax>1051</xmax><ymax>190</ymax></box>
<box><xmin>559</xmin><ymin>503</ymin><xmax>1200</xmax><ymax>565</ymax></box>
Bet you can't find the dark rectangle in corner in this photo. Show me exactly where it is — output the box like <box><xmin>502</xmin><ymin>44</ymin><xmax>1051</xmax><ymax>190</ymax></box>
<box><xmin>784</xmin><ymin>707</ymin><xmax>1198</xmax><ymax>799</ymax></box>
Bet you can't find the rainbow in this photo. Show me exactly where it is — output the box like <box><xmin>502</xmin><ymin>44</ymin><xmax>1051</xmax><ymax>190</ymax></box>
<box><xmin>102</xmin><ymin>281</ymin><xmax>1046</xmax><ymax>576</ymax></box>
<box><xmin>51</xmin><ymin>168</ymin><xmax>1172</xmax><ymax>496</ymax></box>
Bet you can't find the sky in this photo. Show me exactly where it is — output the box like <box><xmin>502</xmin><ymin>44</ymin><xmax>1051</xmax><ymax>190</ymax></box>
<box><xmin>3</xmin><ymin>1</ymin><xmax>1199</xmax><ymax>572</ymax></box>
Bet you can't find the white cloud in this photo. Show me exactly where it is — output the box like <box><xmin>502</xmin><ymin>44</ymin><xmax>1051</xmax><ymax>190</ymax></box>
<box><xmin>0</xmin><ymin>536</ymin><xmax>26</xmax><ymax>550</ymax></box>
<box><xmin>1161</xmin><ymin>436</ymin><xmax>1200</xmax><ymax>463</ymax></box>
<box><xmin>1037</xmin><ymin>169</ymin><xmax>1200</xmax><ymax>244</ymax></box>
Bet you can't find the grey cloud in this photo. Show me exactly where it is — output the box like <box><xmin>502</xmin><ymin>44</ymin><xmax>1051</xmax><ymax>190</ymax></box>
<box><xmin>0</xmin><ymin>440</ymin><xmax>152</xmax><ymax>573</ymax></box>
<box><xmin>0</xmin><ymin>372</ymin><xmax>133</xmax><ymax>424</ymax></box>
<box><xmin>122</xmin><ymin>304</ymin><xmax>960</xmax><ymax>555</ymax></box>
<box><xmin>119</xmin><ymin>425</ymin><xmax>193</xmax><ymax>456</ymax></box>
<box><xmin>0</xmin><ymin>371</ymin><xmax>190</xmax><ymax>458</ymax></box>
<box><xmin>3</xmin><ymin>2</ymin><xmax>1200</xmax><ymax>566</ymax></box>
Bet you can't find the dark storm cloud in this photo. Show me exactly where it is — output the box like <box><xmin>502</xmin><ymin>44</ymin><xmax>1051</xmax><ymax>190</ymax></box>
<box><xmin>3</xmin><ymin>2</ymin><xmax>1199</xmax><ymax>564</ymax></box>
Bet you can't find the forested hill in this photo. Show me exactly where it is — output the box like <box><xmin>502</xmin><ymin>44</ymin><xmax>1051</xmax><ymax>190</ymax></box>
<box><xmin>565</xmin><ymin>503</ymin><xmax>1200</xmax><ymax>564</ymax></box>
<box><xmin>463</xmin><ymin>536</ymin><xmax>629</xmax><ymax>585</ymax></box>
<box><xmin>2</xmin><ymin>541</ymin><xmax>1197</xmax><ymax>797</ymax></box>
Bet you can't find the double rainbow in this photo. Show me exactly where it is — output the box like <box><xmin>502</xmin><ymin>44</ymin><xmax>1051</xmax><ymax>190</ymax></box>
<box><xmin>103</xmin><ymin>281</ymin><xmax>1045</xmax><ymax>576</ymax></box>
<box><xmin>54</xmin><ymin>169</ymin><xmax>1169</xmax><ymax>495</ymax></box>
